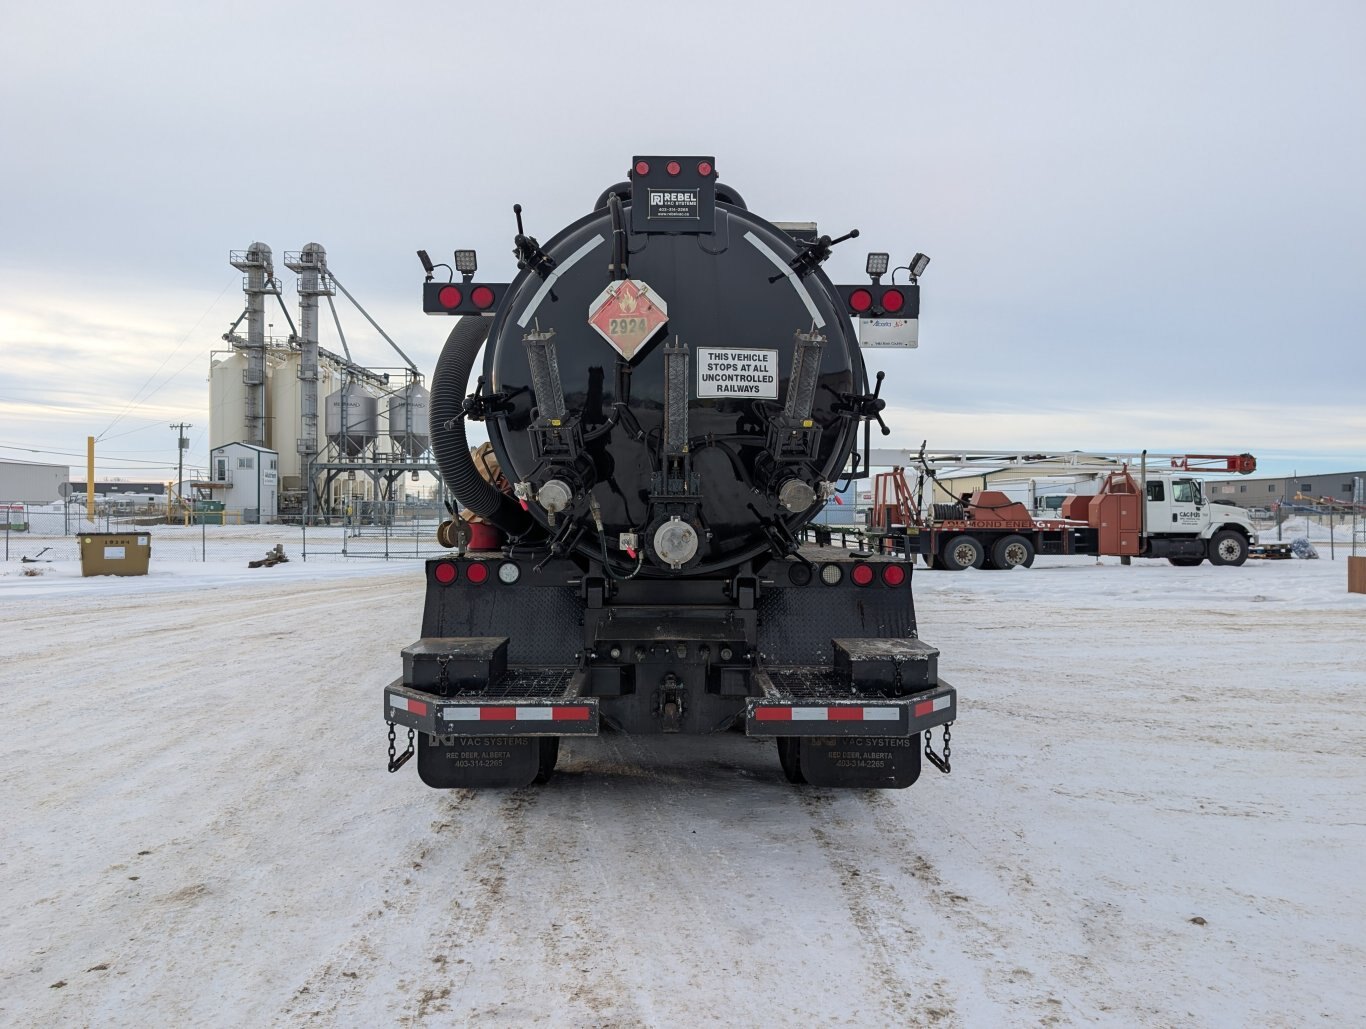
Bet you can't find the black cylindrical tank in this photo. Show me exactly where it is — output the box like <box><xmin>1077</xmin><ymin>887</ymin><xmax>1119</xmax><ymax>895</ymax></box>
<box><xmin>483</xmin><ymin>198</ymin><xmax>865</xmax><ymax>576</ymax></box>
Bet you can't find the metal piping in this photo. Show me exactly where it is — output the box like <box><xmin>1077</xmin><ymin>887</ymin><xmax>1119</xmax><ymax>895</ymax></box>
<box><xmin>325</xmin><ymin>293</ymin><xmax>352</xmax><ymax>361</ymax></box>
<box><xmin>1140</xmin><ymin>449</ymin><xmax>1148</xmax><ymax>541</ymax></box>
<box><xmin>329</xmin><ymin>271</ymin><xmax>419</xmax><ymax>374</ymax></box>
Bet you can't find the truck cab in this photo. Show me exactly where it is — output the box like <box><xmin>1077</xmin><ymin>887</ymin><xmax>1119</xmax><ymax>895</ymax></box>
<box><xmin>1143</xmin><ymin>473</ymin><xmax>1257</xmax><ymax>565</ymax></box>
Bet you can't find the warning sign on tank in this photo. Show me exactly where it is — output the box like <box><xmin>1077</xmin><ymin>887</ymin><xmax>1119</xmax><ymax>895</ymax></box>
<box><xmin>587</xmin><ymin>279</ymin><xmax>669</xmax><ymax>361</ymax></box>
<box><xmin>696</xmin><ymin>348</ymin><xmax>778</xmax><ymax>398</ymax></box>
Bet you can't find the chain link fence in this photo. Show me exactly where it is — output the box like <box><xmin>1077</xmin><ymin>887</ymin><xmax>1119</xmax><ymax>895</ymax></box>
<box><xmin>1</xmin><ymin>502</ymin><xmax>451</xmax><ymax>566</ymax></box>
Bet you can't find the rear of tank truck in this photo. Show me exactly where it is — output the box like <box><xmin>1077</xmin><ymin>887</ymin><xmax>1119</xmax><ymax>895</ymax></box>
<box><xmin>382</xmin><ymin>155</ymin><xmax>957</xmax><ymax>790</ymax></box>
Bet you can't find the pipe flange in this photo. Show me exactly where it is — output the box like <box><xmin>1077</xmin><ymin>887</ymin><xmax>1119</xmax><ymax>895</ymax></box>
<box><xmin>647</xmin><ymin>514</ymin><xmax>703</xmax><ymax>571</ymax></box>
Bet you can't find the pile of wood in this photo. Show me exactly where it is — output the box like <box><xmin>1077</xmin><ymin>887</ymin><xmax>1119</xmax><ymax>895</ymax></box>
<box><xmin>248</xmin><ymin>544</ymin><xmax>289</xmax><ymax>569</ymax></box>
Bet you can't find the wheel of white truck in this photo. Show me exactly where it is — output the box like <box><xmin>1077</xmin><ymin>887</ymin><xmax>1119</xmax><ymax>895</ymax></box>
<box><xmin>991</xmin><ymin>534</ymin><xmax>1035</xmax><ymax>569</ymax></box>
<box><xmin>1208</xmin><ymin>529</ymin><xmax>1249</xmax><ymax>567</ymax></box>
<box><xmin>941</xmin><ymin>534</ymin><xmax>985</xmax><ymax>570</ymax></box>
<box><xmin>1168</xmin><ymin>556</ymin><xmax>1204</xmax><ymax>567</ymax></box>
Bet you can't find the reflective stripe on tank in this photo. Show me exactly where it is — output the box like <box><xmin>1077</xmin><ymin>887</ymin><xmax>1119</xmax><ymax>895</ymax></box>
<box><xmin>742</xmin><ymin>230</ymin><xmax>826</xmax><ymax>328</ymax></box>
<box><xmin>516</xmin><ymin>235</ymin><xmax>607</xmax><ymax>328</ymax></box>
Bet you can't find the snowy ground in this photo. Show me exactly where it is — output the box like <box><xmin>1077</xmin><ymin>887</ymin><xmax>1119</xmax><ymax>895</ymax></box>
<box><xmin>2</xmin><ymin>551</ymin><xmax>1363</xmax><ymax>1026</ymax></box>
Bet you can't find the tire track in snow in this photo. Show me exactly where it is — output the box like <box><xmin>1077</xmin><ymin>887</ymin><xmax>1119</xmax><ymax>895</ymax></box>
<box><xmin>397</xmin><ymin>789</ymin><xmax>549</xmax><ymax>1025</ymax></box>
<box><xmin>278</xmin><ymin>790</ymin><xmax>483</xmax><ymax>1026</ymax></box>
<box><xmin>798</xmin><ymin>791</ymin><xmax>956</xmax><ymax>1025</ymax></box>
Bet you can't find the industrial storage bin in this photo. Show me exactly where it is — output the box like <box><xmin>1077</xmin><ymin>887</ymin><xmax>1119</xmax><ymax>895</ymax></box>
<box><xmin>1350</xmin><ymin>556</ymin><xmax>1366</xmax><ymax>595</ymax></box>
<box><xmin>79</xmin><ymin>532</ymin><xmax>151</xmax><ymax>577</ymax></box>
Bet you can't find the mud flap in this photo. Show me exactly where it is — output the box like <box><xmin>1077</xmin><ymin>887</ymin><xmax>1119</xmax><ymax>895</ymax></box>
<box><xmin>796</xmin><ymin>734</ymin><xmax>922</xmax><ymax>789</ymax></box>
<box><xmin>417</xmin><ymin>734</ymin><xmax>559</xmax><ymax>789</ymax></box>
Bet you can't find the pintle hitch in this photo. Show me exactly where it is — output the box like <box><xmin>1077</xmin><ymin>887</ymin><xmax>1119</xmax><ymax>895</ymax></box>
<box><xmin>654</xmin><ymin>674</ymin><xmax>687</xmax><ymax>732</ymax></box>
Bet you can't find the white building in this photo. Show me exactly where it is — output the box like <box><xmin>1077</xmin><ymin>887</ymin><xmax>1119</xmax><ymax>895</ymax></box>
<box><xmin>209</xmin><ymin>442</ymin><xmax>279</xmax><ymax>523</ymax></box>
<box><xmin>0</xmin><ymin>458</ymin><xmax>68</xmax><ymax>504</ymax></box>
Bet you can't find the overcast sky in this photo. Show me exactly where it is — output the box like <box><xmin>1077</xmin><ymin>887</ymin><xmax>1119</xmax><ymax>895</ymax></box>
<box><xmin>2</xmin><ymin>0</ymin><xmax>1363</xmax><ymax>482</ymax></box>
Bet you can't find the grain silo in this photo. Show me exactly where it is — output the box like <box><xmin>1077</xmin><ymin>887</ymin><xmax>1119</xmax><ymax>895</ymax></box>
<box><xmin>325</xmin><ymin>385</ymin><xmax>379</xmax><ymax>456</ymax></box>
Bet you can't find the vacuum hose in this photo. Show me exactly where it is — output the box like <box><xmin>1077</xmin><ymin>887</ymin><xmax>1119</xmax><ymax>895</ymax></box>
<box><xmin>429</xmin><ymin>316</ymin><xmax>537</xmax><ymax>537</ymax></box>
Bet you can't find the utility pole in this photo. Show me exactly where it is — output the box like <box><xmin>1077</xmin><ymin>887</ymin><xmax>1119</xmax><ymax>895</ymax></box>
<box><xmin>171</xmin><ymin>423</ymin><xmax>192</xmax><ymax>515</ymax></box>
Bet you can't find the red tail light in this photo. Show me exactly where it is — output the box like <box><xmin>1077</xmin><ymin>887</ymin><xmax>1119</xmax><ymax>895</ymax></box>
<box><xmin>438</xmin><ymin>286</ymin><xmax>462</xmax><ymax>309</ymax></box>
<box><xmin>849</xmin><ymin>288</ymin><xmax>873</xmax><ymax>313</ymax></box>
<box><xmin>471</xmin><ymin>286</ymin><xmax>495</xmax><ymax>309</ymax></box>
<box><xmin>667</xmin><ymin>161</ymin><xmax>681</xmax><ymax>176</ymax></box>
<box><xmin>465</xmin><ymin>561</ymin><xmax>489</xmax><ymax>584</ymax></box>
<box><xmin>635</xmin><ymin>161</ymin><xmax>650</xmax><ymax>175</ymax></box>
<box><xmin>882</xmin><ymin>563</ymin><xmax>906</xmax><ymax>587</ymax></box>
<box><xmin>880</xmin><ymin>289</ymin><xmax>905</xmax><ymax>313</ymax></box>
<box><xmin>851</xmin><ymin>563</ymin><xmax>874</xmax><ymax>586</ymax></box>
<box><xmin>434</xmin><ymin>561</ymin><xmax>458</xmax><ymax>585</ymax></box>
<box><xmin>697</xmin><ymin>161</ymin><xmax>713</xmax><ymax>176</ymax></box>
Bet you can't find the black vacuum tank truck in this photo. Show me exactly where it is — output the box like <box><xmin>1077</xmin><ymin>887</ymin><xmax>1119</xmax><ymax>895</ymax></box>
<box><xmin>384</xmin><ymin>155</ymin><xmax>957</xmax><ymax>789</ymax></box>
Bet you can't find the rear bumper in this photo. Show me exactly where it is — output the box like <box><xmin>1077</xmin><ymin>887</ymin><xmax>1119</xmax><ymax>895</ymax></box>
<box><xmin>385</xmin><ymin>671</ymin><xmax>956</xmax><ymax>740</ymax></box>
<box><xmin>385</xmin><ymin>680</ymin><xmax>600</xmax><ymax>736</ymax></box>
<box><xmin>745</xmin><ymin>670</ymin><xmax>956</xmax><ymax>737</ymax></box>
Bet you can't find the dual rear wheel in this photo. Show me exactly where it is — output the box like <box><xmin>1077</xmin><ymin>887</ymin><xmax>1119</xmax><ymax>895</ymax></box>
<box><xmin>937</xmin><ymin>534</ymin><xmax>1034</xmax><ymax>570</ymax></box>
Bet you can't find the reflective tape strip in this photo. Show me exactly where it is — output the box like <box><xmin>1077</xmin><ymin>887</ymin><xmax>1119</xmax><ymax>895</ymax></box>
<box><xmin>914</xmin><ymin>695</ymin><xmax>953</xmax><ymax>718</ymax></box>
<box><xmin>516</xmin><ymin>236</ymin><xmax>606</xmax><ymax>328</ymax></box>
<box><xmin>862</xmin><ymin>707</ymin><xmax>900</xmax><ymax>721</ymax></box>
<box><xmin>743</xmin><ymin>231</ymin><xmax>826</xmax><ymax>328</ymax></box>
<box><xmin>754</xmin><ymin>707</ymin><xmax>792</xmax><ymax>721</ymax></box>
<box><xmin>390</xmin><ymin>695</ymin><xmax>428</xmax><ymax>716</ymax></box>
<box><xmin>441</xmin><ymin>705</ymin><xmax>592</xmax><ymax>722</ymax></box>
<box><xmin>754</xmin><ymin>705</ymin><xmax>903</xmax><ymax>722</ymax></box>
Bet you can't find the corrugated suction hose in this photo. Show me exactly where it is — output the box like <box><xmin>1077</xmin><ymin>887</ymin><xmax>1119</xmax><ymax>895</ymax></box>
<box><xmin>429</xmin><ymin>316</ymin><xmax>536</xmax><ymax>537</ymax></box>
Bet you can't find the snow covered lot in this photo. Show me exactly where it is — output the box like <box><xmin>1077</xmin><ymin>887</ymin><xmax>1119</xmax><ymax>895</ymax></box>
<box><xmin>2</xmin><ymin>552</ymin><xmax>1363</xmax><ymax>1026</ymax></box>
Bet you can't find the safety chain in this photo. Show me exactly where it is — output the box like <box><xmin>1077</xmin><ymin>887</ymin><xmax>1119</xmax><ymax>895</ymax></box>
<box><xmin>387</xmin><ymin>719</ymin><xmax>415</xmax><ymax>773</ymax></box>
<box><xmin>924</xmin><ymin>720</ymin><xmax>952</xmax><ymax>774</ymax></box>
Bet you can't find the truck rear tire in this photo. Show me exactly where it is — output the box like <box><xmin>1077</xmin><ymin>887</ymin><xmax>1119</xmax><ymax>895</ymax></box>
<box><xmin>941</xmin><ymin>534</ymin><xmax>985</xmax><ymax>570</ymax></box>
<box><xmin>777</xmin><ymin>738</ymin><xmax>806</xmax><ymax>784</ymax></box>
<box><xmin>1208</xmin><ymin>529</ymin><xmax>1249</xmax><ymax>567</ymax></box>
<box><xmin>991</xmin><ymin>534</ymin><xmax>1035</xmax><ymax>569</ymax></box>
<box><xmin>533</xmin><ymin>737</ymin><xmax>560</xmax><ymax>784</ymax></box>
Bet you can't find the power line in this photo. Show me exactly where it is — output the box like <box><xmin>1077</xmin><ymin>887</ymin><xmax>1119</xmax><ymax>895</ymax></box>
<box><xmin>0</xmin><ymin>443</ymin><xmax>182</xmax><ymax>468</ymax></box>
<box><xmin>96</xmin><ymin>277</ymin><xmax>236</xmax><ymax>440</ymax></box>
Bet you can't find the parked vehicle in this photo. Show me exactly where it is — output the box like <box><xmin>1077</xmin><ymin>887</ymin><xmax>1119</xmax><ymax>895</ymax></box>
<box><xmin>919</xmin><ymin>458</ymin><xmax>1262</xmax><ymax>569</ymax></box>
<box><xmin>382</xmin><ymin>154</ymin><xmax>956</xmax><ymax>790</ymax></box>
